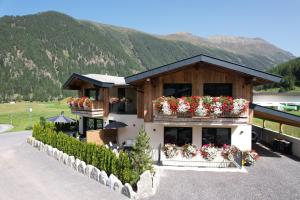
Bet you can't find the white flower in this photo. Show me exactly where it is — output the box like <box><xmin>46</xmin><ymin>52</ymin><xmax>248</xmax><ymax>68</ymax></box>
<box><xmin>162</xmin><ymin>100</ymin><xmax>172</xmax><ymax>115</ymax></box>
<box><xmin>177</xmin><ymin>99</ymin><xmax>190</xmax><ymax>113</ymax></box>
<box><xmin>213</xmin><ymin>102</ymin><xmax>222</xmax><ymax>115</ymax></box>
<box><xmin>231</xmin><ymin>99</ymin><xmax>246</xmax><ymax>115</ymax></box>
<box><xmin>195</xmin><ymin>101</ymin><xmax>208</xmax><ymax>116</ymax></box>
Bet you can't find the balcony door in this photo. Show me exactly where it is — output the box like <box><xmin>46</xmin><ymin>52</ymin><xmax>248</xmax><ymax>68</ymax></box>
<box><xmin>202</xmin><ymin>128</ymin><xmax>231</xmax><ymax>147</ymax></box>
<box><xmin>85</xmin><ymin>88</ymin><xmax>100</xmax><ymax>101</ymax></box>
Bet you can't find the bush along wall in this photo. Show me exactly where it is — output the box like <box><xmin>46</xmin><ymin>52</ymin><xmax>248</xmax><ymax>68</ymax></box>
<box><xmin>32</xmin><ymin>123</ymin><xmax>136</xmax><ymax>186</ymax></box>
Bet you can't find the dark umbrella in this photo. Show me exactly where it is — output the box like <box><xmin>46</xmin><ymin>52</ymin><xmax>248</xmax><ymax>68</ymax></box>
<box><xmin>104</xmin><ymin>121</ymin><xmax>127</xmax><ymax>129</ymax></box>
<box><xmin>47</xmin><ymin>111</ymin><xmax>75</xmax><ymax>124</ymax></box>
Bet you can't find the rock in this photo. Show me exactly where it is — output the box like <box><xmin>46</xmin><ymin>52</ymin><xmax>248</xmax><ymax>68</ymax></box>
<box><xmin>67</xmin><ymin>156</ymin><xmax>75</xmax><ymax>167</ymax></box>
<box><xmin>137</xmin><ymin>170</ymin><xmax>153</xmax><ymax>199</ymax></box>
<box><xmin>31</xmin><ymin>138</ymin><xmax>36</xmax><ymax>146</ymax></box>
<box><xmin>90</xmin><ymin>167</ymin><xmax>100</xmax><ymax>181</ymax></box>
<box><xmin>47</xmin><ymin>146</ymin><xmax>53</xmax><ymax>156</ymax></box>
<box><xmin>57</xmin><ymin>151</ymin><xmax>64</xmax><ymax>162</ymax></box>
<box><xmin>27</xmin><ymin>137</ymin><xmax>33</xmax><ymax>145</ymax></box>
<box><xmin>38</xmin><ymin>142</ymin><xmax>44</xmax><ymax>151</ymax></box>
<box><xmin>85</xmin><ymin>165</ymin><xmax>94</xmax><ymax>177</ymax></box>
<box><xmin>53</xmin><ymin>148</ymin><xmax>59</xmax><ymax>160</ymax></box>
<box><xmin>78</xmin><ymin>161</ymin><xmax>86</xmax><ymax>174</ymax></box>
<box><xmin>52</xmin><ymin>148</ymin><xmax>58</xmax><ymax>158</ymax></box>
<box><xmin>113</xmin><ymin>178</ymin><xmax>123</xmax><ymax>193</ymax></box>
<box><xmin>152</xmin><ymin>168</ymin><xmax>160</xmax><ymax>193</ymax></box>
<box><xmin>63</xmin><ymin>153</ymin><xmax>69</xmax><ymax>165</ymax></box>
<box><xmin>107</xmin><ymin>174</ymin><xmax>119</xmax><ymax>190</ymax></box>
<box><xmin>122</xmin><ymin>183</ymin><xmax>137</xmax><ymax>199</ymax></box>
<box><xmin>99</xmin><ymin>171</ymin><xmax>108</xmax><ymax>185</ymax></box>
<box><xmin>72</xmin><ymin>158</ymin><xmax>81</xmax><ymax>171</ymax></box>
<box><xmin>33</xmin><ymin>140</ymin><xmax>39</xmax><ymax>148</ymax></box>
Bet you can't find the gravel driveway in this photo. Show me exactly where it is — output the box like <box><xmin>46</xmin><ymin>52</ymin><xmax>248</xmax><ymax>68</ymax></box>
<box><xmin>0</xmin><ymin>131</ymin><xmax>127</xmax><ymax>200</ymax></box>
<box><xmin>148</xmin><ymin>143</ymin><xmax>300</xmax><ymax>200</ymax></box>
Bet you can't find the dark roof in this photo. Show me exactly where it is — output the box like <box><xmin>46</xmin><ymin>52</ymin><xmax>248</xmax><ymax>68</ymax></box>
<box><xmin>250</xmin><ymin>103</ymin><xmax>300</xmax><ymax>127</ymax></box>
<box><xmin>62</xmin><ymin>73</ymin><xmax>114</xmax><ymax>90</ymax></box>
<box><xmin>125</xmin><ymin>54</ymin><xmax>282</xmax><ymax>84</ymax></box>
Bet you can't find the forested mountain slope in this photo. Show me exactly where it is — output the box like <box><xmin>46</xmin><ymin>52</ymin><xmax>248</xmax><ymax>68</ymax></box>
<box><xmin>0</xmin><ymin>11</ymin><xmax>294</xmax><ymax>101</ymax></box>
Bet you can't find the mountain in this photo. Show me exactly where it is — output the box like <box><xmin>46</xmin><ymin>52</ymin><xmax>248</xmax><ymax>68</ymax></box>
<box><xmin>0</xmin><ymin>11</ymin><xmax>295</xmax><ymax>102</ymax></box>
<box><xmin>161</xmin><ymin>33</ymin><xmax>294</xmax><ymax>68</ymax></box>
<box><xmin>264</xmin><ymin>57</ymin><xmax>300</xmax><ymax>92</ymax></box>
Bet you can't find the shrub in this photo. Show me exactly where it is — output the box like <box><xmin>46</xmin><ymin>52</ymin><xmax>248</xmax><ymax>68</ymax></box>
<box><xmin>131</xmin><ymin>127</ymin><xmax>153</xmax><ymax>181</ymax></box>
<box><xmin>32</xmin><ymin>123</ymin><xmax>135</xmax><ymax>185</ymax></box>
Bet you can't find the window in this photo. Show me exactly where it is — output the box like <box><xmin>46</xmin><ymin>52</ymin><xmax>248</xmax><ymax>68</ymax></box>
<box><xmin>164</xmin><ymin>127</ymin><xmax>192</xmax><ymax>146</ymax></box>
<box><xmin>83</xmin><ymin>117</ymin><xmax>103</xmax><ymax>131</ymax></box>
<box><xmin>202</xmin><ymin>128</ymin><xmax>231</xmax><ymax>147</ymax></box>
<box><xmin>203</xmin><ymin>83</ymin><xmax>232</xmax><ymax>97</ymax></box>
<box><xmin>109</xmin><ymin>87</ymin><xmax>137</xmax><ymax>114</ymax></box>
<box><xmin>84</xmin><ymin>89</ymin><xmax>99</xmax><ymax>101</ymax></box>
<box><xmin>163</xmin><ymin>84</ymin><xmax>192</xmax><ymax>98</ymax></box>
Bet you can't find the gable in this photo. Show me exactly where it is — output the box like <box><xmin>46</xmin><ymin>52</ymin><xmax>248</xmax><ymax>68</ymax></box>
<box><xmin>125</xmin><ymin>54</ymin><xmax>282</xmax><ymax>84</ymax></box>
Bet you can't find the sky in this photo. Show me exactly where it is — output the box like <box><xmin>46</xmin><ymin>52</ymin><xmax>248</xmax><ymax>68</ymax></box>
<box><xmin>0</xmin><ymin>0</ymin><xmax>299</xmax><ymax>56</ymax></box>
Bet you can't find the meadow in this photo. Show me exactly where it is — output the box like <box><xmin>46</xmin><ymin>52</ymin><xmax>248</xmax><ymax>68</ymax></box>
<box><xmin>0</xmin><ymin>101</ymin><xmax>76</xmax><ymax>132</ymax></box>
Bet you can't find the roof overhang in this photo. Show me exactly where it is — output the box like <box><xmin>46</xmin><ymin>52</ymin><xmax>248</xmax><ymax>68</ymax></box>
<box><xmin>250</xmin><ymin>103</ymin><xmax>300</xmax><ymax>128</ymax></box>
<box><xmin>125</xmin><ymin>54</ymin><xmax>282</xmax><ymax>84</ymax></box>
<box><xmin>62</xmin><ymin>73</ymin><xmax>114</xmax><ymax>90</ymax></box>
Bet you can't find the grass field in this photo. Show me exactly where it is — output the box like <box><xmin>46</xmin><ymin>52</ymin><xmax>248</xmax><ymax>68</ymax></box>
<box><xmin>0</xmin><ymin>101</ymin><xmax>76</xmax><ymax>132</ymax></box>
<box><xmin>253</xmin><ymin>110</ymin><xmax>300</xmax><ymax>138</ymax></box>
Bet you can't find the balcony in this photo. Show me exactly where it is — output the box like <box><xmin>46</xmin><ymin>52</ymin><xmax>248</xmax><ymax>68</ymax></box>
<box><xmin>67</xmin><ymin>97</ymin><xmax>104</xmax><ymax>117</ymax></box>
<box><xmin>153</xmin><ymin>96</ymin><xmax>249</xmax><ymax>124</ymax></box>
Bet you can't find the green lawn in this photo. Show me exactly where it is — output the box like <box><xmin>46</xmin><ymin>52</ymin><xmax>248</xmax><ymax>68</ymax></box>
<box><xmin>0</xmin><ymin>101</ymin><xmax>76</xmax><ymax>132</ymax></box>
<box><xmin>253</xmin><ymin>110</ymin><xmax>300</xmax><ymax>138</ymax></box>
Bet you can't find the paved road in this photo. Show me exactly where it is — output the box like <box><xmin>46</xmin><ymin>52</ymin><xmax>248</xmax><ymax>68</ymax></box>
<box><xmin>0</xmin><ymin>124</ymin><xmax>13</xmax><ymax>133</ymax></box>
<box><xmin>148</xmin><ymin>143</ymin><xmax>300</xmax><ymax>200</ymax></box>
<box><xmin>0</xmin><ymin>131</ymin><xmax>127</xmax><ymax>200</ymax></box>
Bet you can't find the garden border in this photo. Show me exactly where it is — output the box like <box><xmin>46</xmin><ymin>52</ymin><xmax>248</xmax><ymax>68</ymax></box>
<box><xmin>27</xmin><ymin>136</ymin><xmax>159</xmax><ymax>199</ymax></box>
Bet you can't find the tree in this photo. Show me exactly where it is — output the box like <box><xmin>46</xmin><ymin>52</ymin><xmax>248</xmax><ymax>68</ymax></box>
<box><xmin>131</xmin><ymin>127</ymin><xmax>153</xmax><ymax>177</ymax></box>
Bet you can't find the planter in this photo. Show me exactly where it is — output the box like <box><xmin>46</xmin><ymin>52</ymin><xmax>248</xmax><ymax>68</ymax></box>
<box><xmin>177</xmin><ymin>112</ymin><xmax>192</xmax><ymax>118</ymax></box>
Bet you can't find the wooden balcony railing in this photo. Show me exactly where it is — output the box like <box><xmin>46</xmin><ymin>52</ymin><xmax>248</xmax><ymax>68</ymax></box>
<box><xmin>70</xmin><ymin>100</ymin><xmax>104</xmax><ymax>117</ymax></box>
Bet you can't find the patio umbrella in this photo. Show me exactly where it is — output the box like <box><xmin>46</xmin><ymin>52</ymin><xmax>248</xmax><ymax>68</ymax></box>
<box><xmin>47</xmin><ymin>111</ymin><xmax>75</xmax><ymax>124</ymax></box>
<box><xmin>104</xmin><ymin>121</ymin><xmax>127</xmax><ymax>129</ymax></box>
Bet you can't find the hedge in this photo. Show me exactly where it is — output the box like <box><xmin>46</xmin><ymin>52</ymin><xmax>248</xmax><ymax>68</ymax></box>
<box><xmin>32</xmin><ymin>123</ymin><xmax>136</xmax><ymax>185</ymax></box>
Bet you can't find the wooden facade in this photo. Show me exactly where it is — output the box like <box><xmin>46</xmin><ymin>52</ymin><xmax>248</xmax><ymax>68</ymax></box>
<box><xmin>135</xmin><ymin>62</ymin><xmax>254</xmax><ymax>122</ymax></box>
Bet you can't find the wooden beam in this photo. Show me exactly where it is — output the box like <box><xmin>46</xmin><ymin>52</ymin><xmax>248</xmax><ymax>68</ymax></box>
<box><xmin>279</xmin><ymin>123</ymin><xmax>284</xmax><ymax>134</ymax></box>
<box><xmin>263</xmin><ymin>119</ymin><xmax>266</xmax><ymax>129</ymax></box>
<box><xmin>144</xmin><ymin>79</ymin><xmax>153</xmax><ymax>122</ymax></box>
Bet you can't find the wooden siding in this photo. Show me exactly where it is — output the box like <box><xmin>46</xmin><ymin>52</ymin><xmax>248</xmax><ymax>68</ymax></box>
<box><xmin>136</xmin><ymin>63</ymin><xmax>253</xmax><ymax>122</ymax></box>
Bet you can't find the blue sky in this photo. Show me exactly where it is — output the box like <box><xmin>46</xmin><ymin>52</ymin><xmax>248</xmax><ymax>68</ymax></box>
<box><xmin>0</xmin><ymin>0</ymin><xmax>299</xmax><ymax>56</ymax></box>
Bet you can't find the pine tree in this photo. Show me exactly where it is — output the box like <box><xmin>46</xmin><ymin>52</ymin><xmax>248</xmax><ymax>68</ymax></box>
<box><xmin>131</xmin><ymin>127</ymin><xmax>153</xmax><ymax>176</ymax></box>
